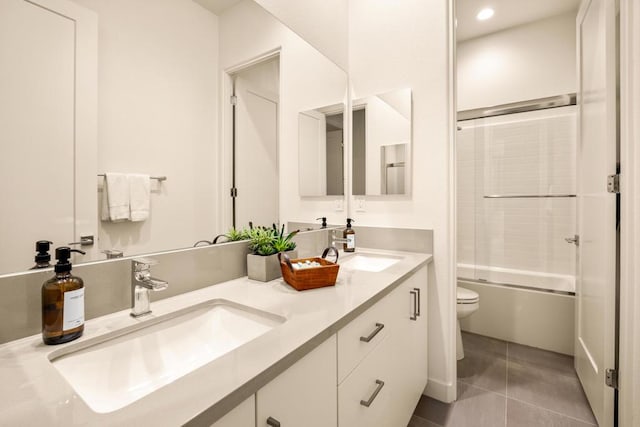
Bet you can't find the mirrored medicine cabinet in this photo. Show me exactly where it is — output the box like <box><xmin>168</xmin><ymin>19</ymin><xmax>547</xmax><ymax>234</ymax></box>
<box><xmin>352</xmin><ymin>88</ymin><xmax>413</xmax><ymax>196</ymax></box>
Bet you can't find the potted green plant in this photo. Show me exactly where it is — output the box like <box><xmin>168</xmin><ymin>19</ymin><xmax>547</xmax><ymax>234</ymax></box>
<box><xmin>247</xmin><ymin>225</ymin><xmax>298</xmax><ymax>281</ymax></box>
<box><xmin>211</xmin><ymin>227</ymin><xmax>251</xmax><ymax>244</ymax></box>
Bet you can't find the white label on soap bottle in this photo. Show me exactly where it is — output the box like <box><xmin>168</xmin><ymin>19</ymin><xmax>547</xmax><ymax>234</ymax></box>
<box><xmin>347</xmin><ymin>234</ymin><xmax>355</xmax><ymax>249</ymax></box>
<box><xmin>63</xmin><ymin>288</ymin><xmax>85</xmax><ymax>331</ymax></box>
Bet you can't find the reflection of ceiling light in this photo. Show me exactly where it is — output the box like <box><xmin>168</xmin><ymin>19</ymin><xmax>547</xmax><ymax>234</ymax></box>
<box><xmin>476</xmin><ymin>8</ymin><xmax>494</xmax><ymax>21</ymax></box>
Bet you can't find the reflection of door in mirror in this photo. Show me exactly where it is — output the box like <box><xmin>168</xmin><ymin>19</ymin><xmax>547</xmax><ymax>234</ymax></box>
<box><xmin>325</xmin><ymin>112</ymin><xmax>344</xmax><ymax>196</ymax></box>
<box><xmin>232</xmin><ymin>56</ymin><xmax>279</xmax><ymax>229</ymax></box>
<box><xmin>352</xmin><ymin>108</ymin><xmax>366</xmax><ymax>195</ymax></box>
<box><xmin>0</xmin><ymin>0</ymin><xmax>96</xmax><ymax>274</ymax></box>
<box><xmin>381</xmin><ymin>144</ymin><xmax>407</xmax><ymax>194</ymax></box>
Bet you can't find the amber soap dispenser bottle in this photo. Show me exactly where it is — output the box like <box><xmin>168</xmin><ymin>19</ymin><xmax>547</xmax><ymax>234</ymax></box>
<box><xmin>42</xmin><ymin>247</ymin><xmax>86</xmax><ymax>345</ymax></box>
<box><xmin>343</xmin><ymin>218</ymin><xmax>356</xmax><ymax>252</ymax></box>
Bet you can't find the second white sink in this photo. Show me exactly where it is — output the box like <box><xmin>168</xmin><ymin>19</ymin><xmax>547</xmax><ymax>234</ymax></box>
<box><xmin>49</xmin><ymin>299</ymin><xmax>285</xmax><ymax>414</ymax></box>
<box><xmin>340</xmin><ymin>252</ymin><xmax>402</xmax><ymax>272</ymax></box>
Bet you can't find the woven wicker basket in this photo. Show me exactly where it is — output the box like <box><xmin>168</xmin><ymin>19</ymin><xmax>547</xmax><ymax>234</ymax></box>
<box><xmin>279</xmin><ymin>252</ymin><xmax>339</xmax><ymax>291</ymax></box>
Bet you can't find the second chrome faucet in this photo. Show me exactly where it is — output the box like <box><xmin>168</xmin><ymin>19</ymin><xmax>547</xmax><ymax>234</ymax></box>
<box><xmin>131</xmin><ymin>258</ymin><xmax>168</xmax><ymax>317</ymax></box>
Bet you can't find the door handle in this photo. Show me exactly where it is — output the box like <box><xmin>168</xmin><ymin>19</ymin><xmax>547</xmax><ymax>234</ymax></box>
<box><xmin>565</xmin><ymin>235</ymin><xmax>579</xmax><ymax>246</ymax></box>
<box><xmin>68</xmin><ymin>235</ymin><xmax>94</xmax><ymax>246</ymax></box>
<box><xmin>266</xmin><ymin>416</ymin><xmax>281</xmax><ymax>427</ymax></box>
<box><xmin>410</xmin><ymin>290</ymin><xmax>418</xmax><ymax>321</ymax></box>
<box><xmin>360</xmin><ymin>323</ymin><xmax>384</xmax><ymax>342</ymax></box>
<box><xmin>360</xmin><ymin>379</ymin><xmax>385</xmax><ymax>407</ymax></box>
<box><xmin>414</xmin><ymin>287</ymin><xmax>421</xmax><ymax>317</ymax></box>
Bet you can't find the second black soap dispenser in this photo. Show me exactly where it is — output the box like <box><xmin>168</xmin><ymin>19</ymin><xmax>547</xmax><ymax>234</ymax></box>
<box><xmin>31</xmin><ymin>240</ymin><xmax>53</xmax><ymax>269</ymax></box>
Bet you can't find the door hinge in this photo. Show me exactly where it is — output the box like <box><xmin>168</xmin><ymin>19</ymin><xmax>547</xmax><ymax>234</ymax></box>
<box><xmin>605</xmin><ymin>368</ymin><xmax>618</xmax><ymax>389</ymax></box>
<box><xmin>607</xmin><ymin>174</ymin><xmax>620</xmax><ymax>193</ymax></box>
<box><xmin>230</xmin><ymin>95</ymin><xmax>237</xmax><ymax>106</ymax></box>
<box><xmin>230</xmin><ymin>187</ymin><xmax>238</xmax><ymax>198</ymax></box>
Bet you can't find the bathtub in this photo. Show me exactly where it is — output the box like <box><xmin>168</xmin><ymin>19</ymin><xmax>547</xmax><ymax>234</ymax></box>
<box><xmin>457</xmin><ymin>263</ymin><xmax>575</xmax><ymax>294</ymax></box>
<box><xmin>457</xmin><ymin>266</ymin><xmax>576</xmax><ymax>355</ymax></box>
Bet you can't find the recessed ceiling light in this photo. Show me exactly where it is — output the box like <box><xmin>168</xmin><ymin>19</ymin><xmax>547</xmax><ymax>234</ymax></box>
<box><xmin>476</xmin><ymin>8</ymin><xmax>494</xmax><ymax>21</ymax></box>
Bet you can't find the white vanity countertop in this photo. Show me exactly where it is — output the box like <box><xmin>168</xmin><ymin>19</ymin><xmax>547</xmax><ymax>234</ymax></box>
<box><xmin>0</xmin><ymin>248</ymin><xmax>432</xmax><ymax>426</ymax></box>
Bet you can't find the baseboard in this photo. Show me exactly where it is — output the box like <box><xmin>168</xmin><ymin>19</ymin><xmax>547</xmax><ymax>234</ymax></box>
<box><xmin>424</xmin><ymin>377</ymin><xmax>456</xmax><ymax>403</ymax></box>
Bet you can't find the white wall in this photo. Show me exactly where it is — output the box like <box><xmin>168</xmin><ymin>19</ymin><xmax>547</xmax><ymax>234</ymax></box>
<box><xmin>219</xmin><ymin>0</ymin><xmax>348</xmax><ymax>229</ymax></box>
<box><xmin>72</xmin><ymin>0</ymin><xmax>219</xmax><ymax>257</ymax></box>
<box><xmin>457</xmin><ymin>12</ymin><xmax>577</xmax><ymax>111</ymax></box>
<box><xmin>253</xmin><ymin>0</ymin><xmax>348</xmax><ymax>71</ymax></box>
<box><xmin>349</xmin><ymin>0</ymin><xmax>456</xmax><ymax>401</ymax></box>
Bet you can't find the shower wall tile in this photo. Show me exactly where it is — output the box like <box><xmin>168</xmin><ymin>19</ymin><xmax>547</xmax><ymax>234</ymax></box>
<box><xmin>457</xmin><ymin>106</ymin><xmax>577</xmax><ymax>281</ymax></box>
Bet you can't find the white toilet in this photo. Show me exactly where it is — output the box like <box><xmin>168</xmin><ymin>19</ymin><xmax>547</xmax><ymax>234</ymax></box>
<box><xmin>456</xmin><ymin>287</ymin><xmax>480</xmax><ymax>360</ymax></box>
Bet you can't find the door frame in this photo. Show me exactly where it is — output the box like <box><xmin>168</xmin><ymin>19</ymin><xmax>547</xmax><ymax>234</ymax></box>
<box><xmin>619</xmin><ymin>0</ymin><xmax>640</xmax><ymax>425</ymax></box>
<box><xmin>219</xmin><ymin>48</ymin><xmax>281</xmax><ymax>232</ymax></box>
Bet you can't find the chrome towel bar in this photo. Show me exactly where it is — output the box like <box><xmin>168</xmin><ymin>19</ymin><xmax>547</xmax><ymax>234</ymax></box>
<box><xmin>484</xmin><ymin>194</ymin><xmax>576</xmax><ymax>199</ymax></box>
<box><xmin>98</xmin><ymin>174</ymin><xmax>167</xmax><ymax>182</ymax></box>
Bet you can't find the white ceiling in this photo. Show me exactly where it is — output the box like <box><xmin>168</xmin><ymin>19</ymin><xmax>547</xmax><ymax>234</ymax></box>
<box><xmin>456</xmin><ymin>0</ymin><xmax>582</xmax><ymax>42</ymax></box>
<box><xmin>193</xmin><ymin>0</ymin><xmax>243</xmax><ymax>16</ymax></box>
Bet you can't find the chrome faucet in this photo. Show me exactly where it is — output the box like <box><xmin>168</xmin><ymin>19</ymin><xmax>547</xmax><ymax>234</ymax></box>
<box><xmin>131</xmin><ymin>258</ymin><xmax>168</xmax><ymax>317</ymax></box>
<box><xmin>331</xmin><ymin>229</ymin><xmax>348</xmax><ymax>248</ymax></box>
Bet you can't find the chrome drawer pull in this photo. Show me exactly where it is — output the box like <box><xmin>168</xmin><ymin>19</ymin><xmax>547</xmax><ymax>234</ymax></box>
<box><xmin>360</xmin><ymin>379</ymin><xmax>385</xmax><ymax>407</ymax></box>
<box><xmin>410</xmin><ymin>290</ymin><xmax>418</xmax><ymax>321</ymax></box>
<box><xmin>360</xmin><ymin>323</ymin><xmax>384</xmax><ymax>342</ymax></box>
<box><xmin>266</xmin><ymin>416</ymin><xmax>281</xmax><ymax>427</ymax></box>
<box><xmin>414</xmin><ymin>287</ymin><xmax>421</xmax><ymax>317</ymax></box>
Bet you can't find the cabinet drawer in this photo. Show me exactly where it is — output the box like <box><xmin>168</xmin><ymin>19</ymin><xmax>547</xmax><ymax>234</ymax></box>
<box><xmin>337</xmin><ymin>294</ymin><xmax>394</xmax><ymax>383</ymax></box>
<box><xmin>209</xmin><ymin>396</ymin><xmax>254</xmax><ymax>427</ymax></box>
<box><xmin>257</xmin><ymin>335</ymin><xmax>337</xmax><ymax>427</ymax></box>
<box><xmin>338</xmin><ymin>335</ymin><xmax>393</xmax><ymax>427</ymax></box>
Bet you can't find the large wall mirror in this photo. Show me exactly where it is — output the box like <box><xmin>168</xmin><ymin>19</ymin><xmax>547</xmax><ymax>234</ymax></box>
<box><xmin>352</xmin><ymin>88</ymin><xmax>412</xmax><ymax>196</ymax></box>
<box><xmin>0</xmin><ymin>0</ymin><xmax>347</xmax><ymax>276</ymax></box>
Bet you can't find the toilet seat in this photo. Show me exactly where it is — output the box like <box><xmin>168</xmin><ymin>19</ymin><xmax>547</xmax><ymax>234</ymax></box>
<box><xmin>457</xmin><ymin>287</ymin><xmax>479</xmax><ymax>304</ymax></box>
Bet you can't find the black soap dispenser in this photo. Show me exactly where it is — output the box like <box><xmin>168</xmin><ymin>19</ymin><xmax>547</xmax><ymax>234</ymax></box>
<box><xmin>42</xmin><ymin>247</ymin><xmax>86</xmax><ymax>345</ymax></box>
<box><xmin>31</xmin><ymin>240</ymin><xmax>53</xmax><ymax>269</ymax></box>
<box><xmin>316</xmin><ymin>217</ymin><xmax>328</xmax><ymax>228</ymax></box>
<box><xmin>344</xmin><ymin>218</ymin><xmax>356</xmax><ymax>252</ymax></box>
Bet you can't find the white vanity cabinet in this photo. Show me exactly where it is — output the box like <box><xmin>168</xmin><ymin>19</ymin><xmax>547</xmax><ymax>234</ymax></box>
<box><xmin>210</xmin><ymin>263</ymin><xmax>428</xmax><ymax>427</ymax></box>
<box><xmin>390</xmin><ymin>266</ymin><xmax>429</xmax><ymax>426</ymax></box>
<box><xmin>337</xmin><ymin>264</ymin><xmax>429</xmax><ymax>427</ymax></box>
<box><xmin>256</xmin><ymin>335</ymin><xmax>337</xmax><ymax>427</ymax></box>
<box><xmin>210</xmin><ymin>396</ymin><xmax>255</xmax><ymax>427</ymax></box>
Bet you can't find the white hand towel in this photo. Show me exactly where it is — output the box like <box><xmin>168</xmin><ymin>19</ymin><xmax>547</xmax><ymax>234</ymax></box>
<box><xmin>101</xmin><ymin>173</ymin><xmax>130</xmax><ymax>222</ymax></box>
<box><xmin>129</xmin><ymin>174</ymin><xmax>150</xmax><ymax>222</ymax></box>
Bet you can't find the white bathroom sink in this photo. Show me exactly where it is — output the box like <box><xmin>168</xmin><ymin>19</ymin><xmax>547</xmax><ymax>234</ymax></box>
<box><xmin>340</xmin><ymin>252</ymin><xmax>402</xmax><ymax>272</ymax></box>
<box><xmin>49</xmin><ymin>299</ymin><xmax>285</xmax><ymax>413</ymax></box>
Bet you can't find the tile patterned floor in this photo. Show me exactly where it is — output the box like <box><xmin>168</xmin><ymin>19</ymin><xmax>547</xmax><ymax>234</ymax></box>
<box><xmin>409</xmin><ymin>332</ymin><xmax>598</xmax><ymax>427</ymax></box>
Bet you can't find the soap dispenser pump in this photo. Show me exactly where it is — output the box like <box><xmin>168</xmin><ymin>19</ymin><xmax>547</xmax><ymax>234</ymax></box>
<box><xmin>316</xmin><ymin>217</ymin><xmax>328</xmax><ymax>228</ymax></box>
<box><xmin>42</xmin><ymin>247</ymin><xmax>86</xmax><ymax>345</ymax></box>
<box><xmin>31</xmin><ymin>240</ymin><xmax>53</xmax><ymax>269</ymax></box>
<box><xmin>343</xmin><ymin>218</ymin><xmax>356</xmax><ymax>252</ymax></box>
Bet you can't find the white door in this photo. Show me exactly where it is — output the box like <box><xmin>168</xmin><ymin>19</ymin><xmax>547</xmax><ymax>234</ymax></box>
<box><xmin>0</xmin><ymin>0</ymin><xmax>73</xmax><ymax>273</ymax></box>
<box><xmin>234</xmin><ymin>65</ymin><xmax>278</xmax><ymax>229</ymax></box>
<box><xmin>0</xmin><ymin>0</ymin><xmax>96</xmax><ymax>273</ymax></box>
<box><xmin>575</xmin><ymin>1</ymin><xmax>617</xmax><ymax>426</ymax></box>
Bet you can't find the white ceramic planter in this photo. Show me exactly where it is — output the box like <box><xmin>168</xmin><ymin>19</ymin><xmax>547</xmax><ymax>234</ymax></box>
<box><xmin>247</xmin><ymin>250</ymin><xmax>297</xmax><ymax>282</ymax></box>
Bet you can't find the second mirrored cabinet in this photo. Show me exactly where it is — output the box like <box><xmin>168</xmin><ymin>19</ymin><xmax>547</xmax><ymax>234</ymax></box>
<box><xmin>298</xmin><ymin>103</ymin><xmax>346</xmax><ymax>197</ymax></box>
<box><xmin>353</xmin><ymin>88</ymin><xmax>412</xmax><ymax>196</ymax></box>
